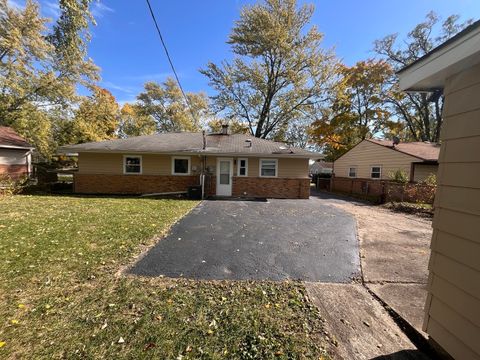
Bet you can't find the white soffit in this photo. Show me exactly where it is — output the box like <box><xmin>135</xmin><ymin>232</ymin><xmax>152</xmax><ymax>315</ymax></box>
<box><xmin>398</xmin><ymin>24</ymin><xmax>480</xmax><ymax>91</ymax></box>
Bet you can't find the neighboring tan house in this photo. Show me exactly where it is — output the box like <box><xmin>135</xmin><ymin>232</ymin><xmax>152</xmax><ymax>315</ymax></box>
<box><xmin>309</xmin><ymin>160</ymin><xmax>333</xmax><ymax>175</ymax></box>
<box><xmin>333</xmin><ymin>139</ymin><xmax>440</xmax><ymax>182</ymax></box>
<box><xmin>398</xmin><ymin>20</ymin><xmax>480</xmax><ymax>360</ymax></box>
<box><xmin>0</xmin><ymin>126</ymin><xmax>34</xmax><ymax>178</ymax></box>
<box><xmin>58</xmin><ymin>127</ymin><xmax>320</xmax><ymax>199</ymax></box>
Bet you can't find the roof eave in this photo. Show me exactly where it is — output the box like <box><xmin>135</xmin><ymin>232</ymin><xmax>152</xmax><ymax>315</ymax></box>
<box><xmin>57</xmin><ymin>147</ymin><xmax>322</xmax><ymax>159</ymax></box>
<box><xmin>397</xmin><ymin>20</ymin><xmax>480</xmax><ymax>91</ymax></box>
<box><xmin>0</xmin><ymin>144</ymin><xmax>35</xmax><ymax>150</ymax></box>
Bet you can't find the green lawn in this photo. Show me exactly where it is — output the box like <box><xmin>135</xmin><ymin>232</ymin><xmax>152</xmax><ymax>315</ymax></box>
<box><xmin>0</xmin><ymin>195</ymin><xmax>331</xmax><ymax>359</ymax></box>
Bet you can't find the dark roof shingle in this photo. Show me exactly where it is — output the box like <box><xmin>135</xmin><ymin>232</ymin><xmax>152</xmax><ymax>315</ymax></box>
<box><xmin>367</xmin><ymin>139</ymin><xmax>440</xmax><ymax>161</ymax></box>
<box><xmin>58</xmin><ymin>132</ymin><xmax>321</xmax><ymax>158</ymax></box>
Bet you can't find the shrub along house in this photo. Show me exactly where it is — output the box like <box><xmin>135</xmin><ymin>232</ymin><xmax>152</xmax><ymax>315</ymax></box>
<box><xmin>333</xmin><ymin>138</ymin><xmax>440</xmax><ymax>182</ymax></box>
<box><xmin>58</xmin><ymin>126</ymin><xmax>320</xmax><ymax>199</ymax></box>
<box><xmin>0</xmin><ymin>126</ymin><xmax>34</xmax><ymax>179</ymax></box>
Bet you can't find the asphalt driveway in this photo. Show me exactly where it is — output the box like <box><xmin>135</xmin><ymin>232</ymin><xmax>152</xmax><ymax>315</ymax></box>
<box><xmin>129</xmin><ymin>199</ymin><xmax>360</xmax><ymax>281</ymax></box>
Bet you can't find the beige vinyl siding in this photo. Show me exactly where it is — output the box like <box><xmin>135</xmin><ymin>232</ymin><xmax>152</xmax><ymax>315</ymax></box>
<box><xmin>78</xmin><ymin>153</ymin><xmax>202</xmax><ymax>175</ymax></box>
<box><xmin>78</xmin><ymin>153</ymin><xmax>309</xmax><ymax>179</ymax></box>
<box><xmin>78</xmin><ymin>153</ymin><xmax>122</xmax><ymax>174</ymax></box>
<box><xmin>247</xmin><ymin>157</ymin><xmax>259</xmax><ymax>177</ymax></box>
<box><xmin>413</xmin><ymin>164</ymin><xmax>438</xmax><ymax>182</ymax></box>
<box><xmin>218</xmin><ymin>157</ymin><xmax>308</xmax><ymax>178</ymax></box>
<box><xmin>278</xmin><ymin>158</ymin><xmax>309</xmax><ymax>178</ymax></box>
<box><xmin>423</xmin><ymin>62</ymin><xmax>480</xmax><ymax>360</ymax></box>
<box><xmin>334</xmin><ymin>140</ymin><xmax>417</xmax><ymax>179</ymax></box>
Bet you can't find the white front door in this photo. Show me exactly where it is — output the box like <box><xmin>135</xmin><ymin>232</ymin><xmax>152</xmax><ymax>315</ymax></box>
<box><xmin>216</xmin><ymin>158</ymin><xmax>233</xmax><ymax>196</ymax></box>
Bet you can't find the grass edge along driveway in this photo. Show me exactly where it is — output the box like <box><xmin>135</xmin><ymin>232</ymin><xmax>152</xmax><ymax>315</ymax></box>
<box><xmin>0</xmin><ymin>195</ymin><xmax>332</xmax><ymax>359</ymax></box>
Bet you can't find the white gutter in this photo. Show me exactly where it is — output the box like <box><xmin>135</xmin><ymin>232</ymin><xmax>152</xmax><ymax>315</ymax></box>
<box><xmin>398</xmin><ymin>24</ymin><xmax>480</xmax><ymax>91</ymax></box>
<box><xmin>57</xmin><ymin>149</ymin><xmax>324</xmax><ymax>160</ymax></box>
<box><xmin>0</xmin><ymin>145</ymin><xmax>35</xmax><ymax>150</ymax></box>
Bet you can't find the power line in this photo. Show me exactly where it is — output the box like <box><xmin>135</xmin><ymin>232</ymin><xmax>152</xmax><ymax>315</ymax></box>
<box><xmin>144</xmin><ymin>0</ymin><xmax>198</xmax><ymax>126</ymax></box>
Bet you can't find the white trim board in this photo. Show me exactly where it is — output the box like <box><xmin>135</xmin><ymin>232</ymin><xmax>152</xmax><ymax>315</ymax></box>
<box><xmin>398</xmin><ymin>25</ymin><xmax>480</xmax><ymax>91</ymax></box>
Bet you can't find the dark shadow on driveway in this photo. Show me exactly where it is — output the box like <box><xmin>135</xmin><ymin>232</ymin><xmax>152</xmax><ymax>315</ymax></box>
<box><xmin>129</xmin><ymin>199</ymin><xmax>360</xmax><ymax>281</ymax></box>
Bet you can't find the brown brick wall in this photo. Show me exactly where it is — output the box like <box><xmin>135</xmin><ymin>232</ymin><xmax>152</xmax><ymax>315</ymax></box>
<box><xmin>332</xmin><ymin>177</ymin><xmax>385</xmax><ymax>197</ymax></box>
<box><xmin>331</xmin><ymin>176</ymin><xmax>436</xmax><ymax>204</ymax></box>
<box><xmin>74</xmin><ymin>173</ymin><xmax>310</xmax><ymax>199</ymax></box>
<box><xmin>0</xmin><ymin>164</ymin><xmax>28</xmax><ymax>178</ymax></box>
<box><xmin>232</xmin><ymin>177</ymin><xmax>310</xmax><ymax>199</ymax></box>
<box><xmin>74</xmin><ymin>174</ymin><xmax>200</xmax><ymax>194</ymax></box>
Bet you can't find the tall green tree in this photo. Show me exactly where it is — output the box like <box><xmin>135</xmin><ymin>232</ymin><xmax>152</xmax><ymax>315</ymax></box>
<box><xmin>136</xmin><ymin>78</ymin><xmax>209</xmax><ymax>132</ymax></box>
<box><xmin>374</xmin><ymin>12</ymin><xmax>473</xmax><ymax>142</ymax></box>
<box><xmin>0</xmin><ymin>0</ymin><xmax>99</xmax><ymax>156</ymax></box>
<box><xmin>69</xmin><ymin>87</ymin><xmax>119</xmax><ymax>143</ymax></box>
<box><xmin>118</xmin><ymin>103</ymin><xmax>156</xmax><ymax>138</ymax></box>
<box><xmin>201</xmin><ymin>0</ymin><xmax>336</xmax><ymax>139</ymax></box>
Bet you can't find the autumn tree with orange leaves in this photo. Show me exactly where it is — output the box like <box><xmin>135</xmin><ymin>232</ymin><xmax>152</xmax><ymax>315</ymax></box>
<box><xmin>310</xmin><ymin>59</ymin><xmax>402</xmax><ymax>160</ymax></box>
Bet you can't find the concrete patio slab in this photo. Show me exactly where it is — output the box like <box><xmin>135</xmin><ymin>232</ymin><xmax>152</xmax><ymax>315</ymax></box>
<box><xmin>306</xmin><ymin>282</ymin><xmax>431</xmax><ymax>360</ymax></box>
<box><xmin>311</xmin><ymin>191</ymin><xmax>432</xmax><ymax>344</ymax></box>
<box><xmin>367</xmin><ymin>283</ymin><xmax>429</xmax><ymax>337</ymax></box>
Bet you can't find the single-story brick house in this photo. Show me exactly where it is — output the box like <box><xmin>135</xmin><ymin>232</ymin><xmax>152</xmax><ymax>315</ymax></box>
<box><xmin>333</xmin><ymin>138</ymin><xmax>440</xmax><ymax>182</ymax></box>
<box><xmin>0</xmin><ymin>126</ymin><xmax>34</xmax><ymax>178</ymax></box>
<box><xmin>58</xmin><ymin>127</ymin><xmax>321</xmax><ymax>199</ymax></box>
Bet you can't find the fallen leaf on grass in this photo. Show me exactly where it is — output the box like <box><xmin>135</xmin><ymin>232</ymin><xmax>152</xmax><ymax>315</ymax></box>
<box><xmin>144</xmin><ymin>343</ymin><xmax>156</xmax><ymax>351</ymax></box>
<box><xmin>0</xmin><ymin>341</ymin><xmax>5</xmax><ymax>348</ymax></box>
<box><xmin>10</xmin><ymin>319</ymin><xmax>19</xmax><ymax>324</ymax></box>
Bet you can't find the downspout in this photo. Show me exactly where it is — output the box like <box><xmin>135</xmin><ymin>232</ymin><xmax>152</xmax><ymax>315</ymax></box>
<box><xmin>25</xmin><ymin>149</ymin><xmax>33</xmax><ymax>179</ymax></box>
<box><xmin>201</xmin><ymin>131</ymin><xmax>207</xmax><ymax>199</ymax></box>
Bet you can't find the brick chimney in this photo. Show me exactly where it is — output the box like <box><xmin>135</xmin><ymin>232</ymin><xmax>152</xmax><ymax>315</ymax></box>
<box><xmin>221</xmin><ymin>124</ymin><xmax>229</xmax><ymax>135</ymax></box>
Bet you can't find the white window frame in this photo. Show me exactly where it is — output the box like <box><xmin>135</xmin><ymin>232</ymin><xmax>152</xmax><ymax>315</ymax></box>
<box><xmin>370</xmin><ymin>165</ymin><xmax>382</xmax><ymax>179</ymax></box>
<box><xmin>237</xmin><ymin>158</ymin><xmax>248</xmax><ymax>177</ymax></box>
<box><xmin>123</xmin><ymin>155</ymin><xmax>142</xmax><ymax>175</ymax></box>
<box><xmin>348</xmin><ymin>167</ymin><xmax>357</xmax><ymax>178</ymax></box>
<box><xmin>259</xmin><ymin>158</ymin><xmax>278</xmax><ymax>178</ymax></box>
<box><xmin>171</xmin><ymin>156</ymin><xmax>191</xmax><ymax>176</ymax></box>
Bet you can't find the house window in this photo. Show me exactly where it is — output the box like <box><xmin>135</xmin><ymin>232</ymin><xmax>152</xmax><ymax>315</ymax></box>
<box><xmin>237</xmin><ymin>158</ymin><xmax>248</xmax><ymax>176</ymax></box>
<box><xmin>172</xmin><ymin>156</ymin><xmax>190</xmax><ymax>175</ymax></box>
<box><xmin>260</xmin><ymin>159</ymin><xmax>278</xmax><ymax>177</ymax></box>
<box><xmin>348</xmin><ymin>167</ymin><xmax>357</xmax><ymax>178</ymax></box>
<box><xmin>124</xmin><ymin>155</ymin><xmax>142</xmax><ymax>174</ymax></box>
<box><xmin>371</xmin><ymin>166</ymin><xmax>382</xmax><ymax>179</ymax></box>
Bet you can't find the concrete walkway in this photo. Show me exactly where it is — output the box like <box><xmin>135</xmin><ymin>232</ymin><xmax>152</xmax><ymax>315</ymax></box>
<box><xmin>311</xmin><ymin>191</ymin><xmax>431</xmax><ymax>337</ymax></box>
<box><xmin>307</xmin><ymin>190</ymin><xmax>433</xmax><ymax>359</ymax></box>
<box><xmin>307</xmin><ymin>283</ymin><xmax>430</xmax><ymax>360</ymax></box>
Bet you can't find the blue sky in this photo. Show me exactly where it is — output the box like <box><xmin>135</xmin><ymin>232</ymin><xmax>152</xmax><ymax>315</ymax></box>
<box><xmin>10</xmin><ymin>0</ymin><xmax>480</xmax><ymax>104</ymax></box>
